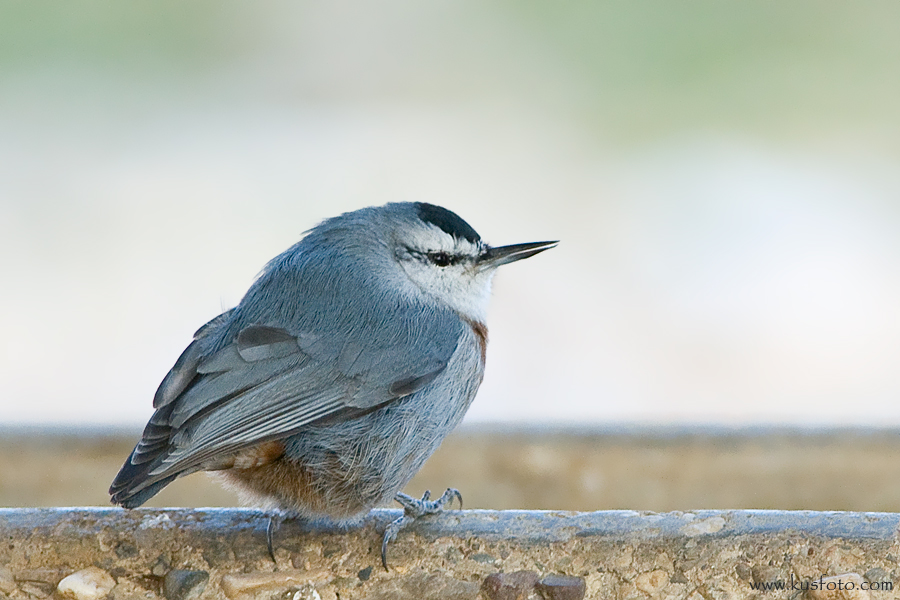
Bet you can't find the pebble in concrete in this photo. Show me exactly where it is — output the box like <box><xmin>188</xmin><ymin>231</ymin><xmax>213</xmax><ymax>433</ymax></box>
<box><xmin>219</xmin><ymin>570</ymin><xmax>330</xmax><ymax>600</ymax></box>
<box><xmin>289</xmin><ymin>584</ymin><xmax>325</xmax><ymax>600</ymax></box>
<box><xmin>56</xmin><ymin>567</ymin><xmax>116</xmax><ymax>600</ymax></box>
<box><xmin>634</xmin><ymin>570</ymin><xmax>669</xmax><ymax>596</ymax></box>
<box><xmin>535</xmin><ymin>575</ymin><xmax>586</xmax><ymax>600</ymax></box>
<box><xmin>151</xmin><ymin>556</ymin><xmax>171</xmax><ymax>578</ymax></box>
<box><xmin>863</xmin><ymin>568</ymin><xmax>889</xmax><ymax>586</ymax></box>
<box><xmin>0</xmin><ymin>565</ymin><xmax>17</xmax><ymax>596</ymax></box>
<box><xmin>163</xmin><ymin>569</ymin><xmax>209</xmax><ymax>600</ymax></box>
<box><xmin>481</xmin><ymin>570</ymin><xmax>540</xmax><ymax>600</ymax></box>
<box><xmin>363</xmin><ymin>572</ymin><xmax>478</xmax><ymax>600</ymax></box>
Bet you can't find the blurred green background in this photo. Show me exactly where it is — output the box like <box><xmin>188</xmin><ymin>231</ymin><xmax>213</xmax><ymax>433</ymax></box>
<box><xmin>5</xmin><ymin>1</ymin><xmax>900</xmax><ymax>139</ymax></box>
<box><xmin>2</xmin><ymin>1</ymin><xmax>900</xmax><ymax>509</ymax></box>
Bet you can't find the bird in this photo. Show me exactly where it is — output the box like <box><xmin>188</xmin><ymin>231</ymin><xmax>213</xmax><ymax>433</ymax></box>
<box><xmin>109</xmin><ymin>202</ymin><xmax>556</xmax><ymax>566</ymax></box>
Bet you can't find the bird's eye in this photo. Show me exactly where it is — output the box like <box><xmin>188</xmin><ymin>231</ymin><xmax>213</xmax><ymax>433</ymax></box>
<box><xmin>429</xmin><ymin>252</ymin><xmax>452</xmax><ymax>267</ymax></box>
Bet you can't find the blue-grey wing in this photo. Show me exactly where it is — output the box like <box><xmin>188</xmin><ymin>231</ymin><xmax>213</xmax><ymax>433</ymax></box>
<box><xmin>110</xmin><ymin>274</ymin><xmax>464</xmax><ymax>502</ymax></box>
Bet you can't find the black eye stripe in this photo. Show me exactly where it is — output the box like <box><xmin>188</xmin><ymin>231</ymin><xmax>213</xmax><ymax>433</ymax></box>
<box><xmin>401</xmin><ymin>246</ymin><xmax>466</xmax><ymax>267</ymax></box>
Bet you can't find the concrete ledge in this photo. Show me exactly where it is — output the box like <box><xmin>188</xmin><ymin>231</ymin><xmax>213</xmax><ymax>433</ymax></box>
<box><xmin>2</xmin><ymin>508</ymin><xmax>899</xmax><ymax>599</ymax></box>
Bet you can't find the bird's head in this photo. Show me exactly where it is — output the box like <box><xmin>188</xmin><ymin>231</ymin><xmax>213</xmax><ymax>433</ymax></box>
<box><xmin>387</xmin><ymin>203</ymin><xmax>557</xmax><ymax>322</ymax></box>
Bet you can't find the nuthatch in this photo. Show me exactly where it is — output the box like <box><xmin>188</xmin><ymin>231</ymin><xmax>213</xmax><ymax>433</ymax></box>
<box><xmin>110</xmin><ymin>202</ymin><xmax>556</xmax><ymax>566</ymax></box>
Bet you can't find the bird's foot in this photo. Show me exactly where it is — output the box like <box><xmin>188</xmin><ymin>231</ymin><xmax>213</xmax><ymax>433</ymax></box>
<box><xmin>381</xmin><ymin>488</ymin><xmax>462</xmax><ymax>570</ymax></box>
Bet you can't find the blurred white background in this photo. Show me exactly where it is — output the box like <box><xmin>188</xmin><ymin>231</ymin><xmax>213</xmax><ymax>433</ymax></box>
<box><xmin>2</xmin><ymin>1</ymin><xmax>900</xmax><ymax>427</ymax></box>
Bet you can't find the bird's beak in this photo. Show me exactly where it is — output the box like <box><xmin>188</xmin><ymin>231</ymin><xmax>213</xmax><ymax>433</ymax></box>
<box><xmin>477</xmin><ymin>240</ymin><xmax>558</xmax><ymax>270</ymax></box>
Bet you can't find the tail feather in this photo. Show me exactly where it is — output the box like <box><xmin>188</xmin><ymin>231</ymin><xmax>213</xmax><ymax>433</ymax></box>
<box><xmin>110</xmin><ymin>403</ymin><xmax>180</xmax><ymax>507</ymax></box>
<box><xmin>112</xmin><ymin>472</ymin><xmax>179</xmax><ymax>508</ymax></box>
<box><xmin>109</xmin><ymin>445</ymin><xmax>163</xmax><ymax>507</ymax></box>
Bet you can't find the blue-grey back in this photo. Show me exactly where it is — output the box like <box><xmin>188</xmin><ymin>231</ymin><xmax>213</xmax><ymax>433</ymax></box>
<box><xmin>220</xmin><ymin>206</ymin><xmax>466</xmax><ymax>390</ymax></box>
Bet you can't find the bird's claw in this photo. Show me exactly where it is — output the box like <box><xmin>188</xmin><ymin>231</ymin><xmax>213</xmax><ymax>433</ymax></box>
<box><xmin>381</xmin><ymin>488</ymin><xmax>462</xmax><ymax>570</ymax></box>
<box><xmin>380</xmin><ymin>514</ymin><xmax>413</xmax><ymax>571</ymax></box>
<box><xmin>266</xmin><ymin>514</ymin><xmax>282</xmax><ymax>563</ymax></box>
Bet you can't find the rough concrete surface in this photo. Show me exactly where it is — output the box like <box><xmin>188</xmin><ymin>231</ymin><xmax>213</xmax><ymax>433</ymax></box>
<box><xmin>1</xmin><ymin>508</ymin><xmax>898</xmax><ymax>600</ymax></box>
